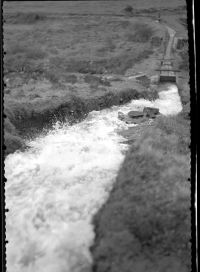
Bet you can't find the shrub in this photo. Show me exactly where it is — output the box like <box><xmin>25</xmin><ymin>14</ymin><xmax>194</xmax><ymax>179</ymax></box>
<box><xmin>123</xmin><ymin>5</ymin><xmax>134</xmax><ymax>16</ymax></box>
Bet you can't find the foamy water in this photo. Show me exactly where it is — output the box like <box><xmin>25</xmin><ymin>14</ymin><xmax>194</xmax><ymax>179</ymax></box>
<box><xmin>5</xmin><ymin>84</ymin><xmax>182</xmax><ymax>272</ymax></box>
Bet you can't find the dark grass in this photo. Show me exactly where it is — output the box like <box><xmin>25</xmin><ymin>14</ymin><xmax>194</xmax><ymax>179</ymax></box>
<box><xmin>4</xmin><ymin>87</ymin><xmax>157</xmax><ymax>155</ymax></box>
<box><xmin>5</xmin><ymin>44</ymin><xmax>47</xmax><ymax>73</ymax></box>
<box><xmin>5</xmin><ymin>12</ymin><xmax>47</xmax><ymax>24</ymax></box>
<box><xmin>126</xmin><ymin>23</ymin><xmax>154</xmax><ymax>43</ymax></box>
<box><xmin>4</xmin><ymin>132</ymin><xmax>24</xmax><ymax>155</ymax></box>
<box><xmin>4</xmin><ymin>18</ymin><xmax>156</xmax><ymax>77</ymax></box>
<box><xmin>150</xmin><ymin>36</ymin><xmax>163</xmax><ymax>47</ymax></box>
<box><xmin>91</xmin><ymin>113</ymin><xmax>191</xmax><ymax>272</ymax></box>
<box><xmin>179</xmin><ymin>49</ymin><xmax>189</xmax><ymax>71</ymax></box>
<box><xmin>84</xmin><ymin>74</ymin><xmax>111</xmax><ymax>87</ymax></box>
<box><xmin>123</xmin><ymin>5</ymin><xmax>134</xmax><ymax>17</ymax></box>
<box><xmin>49</xmin><ymin>49</ymin><xmax>153</xmax><ymax>75</ymax></box>
<box><xmin>179</xmin><ymin>18</ymin><xmax>188</xmax><ymax>29</ymax></box>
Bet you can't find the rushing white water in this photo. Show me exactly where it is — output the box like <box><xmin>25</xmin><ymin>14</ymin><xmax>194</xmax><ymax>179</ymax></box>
<box><xmin>5</xmin><ymin>84</ymin><xmax>182</xmax><ymax>272</ymax></box>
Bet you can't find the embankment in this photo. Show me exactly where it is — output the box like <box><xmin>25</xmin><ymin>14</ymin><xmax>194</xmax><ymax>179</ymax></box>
<box><xmin>90</xmin><ymin>20</ymin><xmax>190</xmax><ymax>271</ymax></box>
<box><xmin>4</xmin><ymin>88</ymin><xmax>158</xmax><ymax>155</ymax></box>
<box><xmin>90</xmin><ymin>82</ymin><xmax>191</xmax><ymax>272</ymax></box>
<box><xmin>91</xmin><ymin>112</ymin><xmax>190</xmax><ymax>272</ymax></box>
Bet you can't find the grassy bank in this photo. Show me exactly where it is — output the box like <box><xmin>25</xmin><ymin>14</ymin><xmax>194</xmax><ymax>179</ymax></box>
<box><xmin>91</xmin><ymin>109</ymin><xmax>190</xmax><ymax>272</ymax></box>
<box><xmin>4</xmin><ymin>87</ymin><xmax>158</xmax><ymax>155</ymax></box>
<box><xmin>91</xmin><ymin>44</ymin><xmax>191</xmax><ymax>270</ymax></box>
<box><xmin>4</xmin><ymin>2</ymin><xmax>166</xmax><ymax>155</ymax></box>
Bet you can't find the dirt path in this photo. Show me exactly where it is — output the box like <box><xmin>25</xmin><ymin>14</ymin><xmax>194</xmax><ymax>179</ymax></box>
<box><xmin>165</xmin><ymin>26</ymin><xmax>176</xmax><ymax>59</ymax></box>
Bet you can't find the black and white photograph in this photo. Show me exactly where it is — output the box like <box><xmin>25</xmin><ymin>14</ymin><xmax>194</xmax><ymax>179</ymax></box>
<box><xmin>2</xmin><ymin>0</ymin><xmax>195</xmax><ymax>271</ymax></box>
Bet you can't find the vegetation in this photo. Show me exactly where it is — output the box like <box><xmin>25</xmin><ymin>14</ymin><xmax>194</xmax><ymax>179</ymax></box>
<box><xmin>5</xmin><ymin>43</ymin><xmax>46</xmax><ymax>73</ymax></box>
<box><xmin>91</xmin><ymin>113</ymin><xmax>191</xmax><ymax>272</ymax></box>
<box><xmin>4</xmin><ymin>1</ymin><xmax>190</xmax><ymax>271</ymax></box>
<box><xmin>5</xmin><ymin>12</ymin><xmax>47</xmax><ymax>24</ymax></box>
<box><xmin>84</xmin><ymin>75</ymin><xmax>111</xmax><ymax>87</ymax></box>
<box><xmin>47</xmin><ymin>49</ymin><xmax>154</xmax><ymax>75</ymax></box>
<box><xmin>4</xmin><ymin>132</ymin><xmax>24</xmax><ymax>155</ymax></box>
<box><xmin>126</xmin><ymin>23</ymin><xmax>154</xmax><ymax>43</ymax></box>
<box><xmin>179</xmin><ymin>18</ymin><xmax>187</xmax><ymax>29</ymax></box>
<box><xmin>4</xmin><ymin>86</ymin><xmax>158</xmax><ymax>154</ymax></box>
<box><xmin>179</xmin><ymin>49</ymin><xmax>189</xmax><ymax>71</ymax></box>
<box><xmin>4</xmin><ymin>117</ymin><xmax>24</xmax><ymax>155</ymax></box>
<box><xmin>123</xmin><ymin>5</ymin><xmax>134</xmax><ymax>16</ymax></box>
<box><xmin>4</xmin><ymin>13</ymin><xmax>157</xmax><ymax>77</ymax></box>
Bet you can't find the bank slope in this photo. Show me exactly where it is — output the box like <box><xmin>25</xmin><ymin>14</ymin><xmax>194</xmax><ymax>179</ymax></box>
<box><xmin>91</xmin><ymin>112</ymin><xmax>190</xmax><ymax>272</ymax></box>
